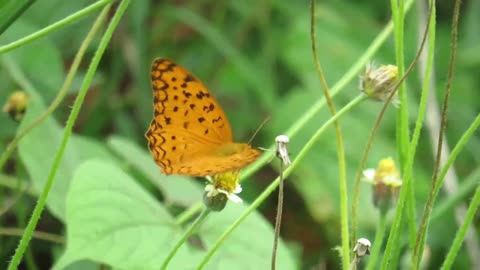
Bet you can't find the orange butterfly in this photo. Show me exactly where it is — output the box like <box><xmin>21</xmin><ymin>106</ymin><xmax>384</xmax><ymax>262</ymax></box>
<box><xmin>145</xmin><ymin>58</ymin><xmax>260</xmax><ymax>177</ymax></box>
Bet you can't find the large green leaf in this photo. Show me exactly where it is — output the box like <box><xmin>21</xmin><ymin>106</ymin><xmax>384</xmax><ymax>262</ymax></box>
<box><xmin>54</xmin><ymin>159</ymin><xmax>200</xmax><ymax>269</ymax></box>
<box><xmin>54</xmin><ymin>159</ymin><xmax>298</xmax><ymax>269</ymax></box>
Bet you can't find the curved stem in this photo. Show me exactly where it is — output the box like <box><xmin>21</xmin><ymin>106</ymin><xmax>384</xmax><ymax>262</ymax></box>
<box><xmin>310</xmin><ymin>0</ymin><xmax>349</xmax><ymax>266</ymax></box>
<box><xmin>413</xmin><ymin>0</ymin><xmax>460</xmax><ymax>266</ymax></box>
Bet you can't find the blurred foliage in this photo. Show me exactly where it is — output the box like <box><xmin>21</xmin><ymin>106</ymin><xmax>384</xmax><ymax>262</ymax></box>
<box><xmin>0</xmin><ymin>0</ymin><xmax>479</xmax><ymax>269</ymax></box>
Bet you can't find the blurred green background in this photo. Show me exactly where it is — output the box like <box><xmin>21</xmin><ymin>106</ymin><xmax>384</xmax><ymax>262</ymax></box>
<box><xmin>0</xmin><ymin>0</ymin><xmax>479</xmax><ymax>269</ymax></box>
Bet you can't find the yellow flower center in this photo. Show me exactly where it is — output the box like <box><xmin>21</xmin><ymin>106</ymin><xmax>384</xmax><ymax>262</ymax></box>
<box><xmin>374</xmin><ymin>158</ymin><xmax>401</xmax><ymax>187</ymax></box>
<box><xmin>212</xmin><ymin>171</ymin><xmax>240</xmax><ymax>193</ymax></box>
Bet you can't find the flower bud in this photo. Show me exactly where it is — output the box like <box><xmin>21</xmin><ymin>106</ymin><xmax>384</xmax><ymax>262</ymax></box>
<box><xmin>3</xmin><ymin>91</ymin><xmax>29</xmax><ymax>121</ymax></box>
<box><xmin>360</xmin><ymin>63</ymin><xmax>399</xmax><ymax>106</ymax></box>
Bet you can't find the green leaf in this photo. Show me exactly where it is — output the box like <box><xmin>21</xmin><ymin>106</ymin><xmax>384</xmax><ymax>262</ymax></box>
<box><xmin>53</xmin><ymin>159</ymin><xmax>201</xmax><ymax>270</ymax></box>
<box><xmin>54</xmin><ymin>159</ymin><xmax>297</xmax><ymax>269</ymax></box>
<box><xmin>107</xmin><ymin>136</ymin><xmax>204</xmax><ymax>207</ymax></box>
<box><xmin>18</xmin><ymin>90</ymin><xmax>114</xmax><ymax>220</ymax></box>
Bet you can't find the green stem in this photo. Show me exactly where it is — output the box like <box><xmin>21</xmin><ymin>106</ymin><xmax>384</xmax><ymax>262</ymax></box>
<box><xmin>196</xmin><ymin>95</ymin><xmax>366</xmax><ymax>269</ymax></box>
<box><xmin>391</xmin><ymin>0</ymin><xmax>417</xmax><ymax>250</ymax></box>
<box><xmin>392</xmin><ymin>0</ymin><xmax>409</xmax><ymax>167</ymax></box>
<box><xmin>161</xmin><ymin>209</ymin><xmax>211</xmax><ymax>270</ymax></box>
<box><xmin>350</xmin><ymin>0</ymin><xmax>415</xmax><ymax>245</ymax></box>
<box><xmin>365</xmin><ymin>214</ymin><xmax>387</xmax><ymax>270</ymax></box>
<box><xmin>5</xmin><ymin>1</ymin><xmax>130</xmax><ymax>269</ymax></box>
<box><xmin>379</xmin><ymin>1</ymin><xmax>435</xmax><ymax>268</ymax></box>
<box><xmin>413</xmin><ymin>0</ymin><xmax>459</xmax><ymax>267</ymax></box>
<box><xmin>440</xmin><ymin>185</ymin><xmax>480</xmax><ymax>270</ymax></box>
<box><xmin>0</xmin><ymin>0</ymin><xmax>114</xmax><ymax>55</ymax></box>
<box><xmin>310</xmin><ymin>0</ymin><xmax>348</xmax><ymax>267</ymax></box>
<box><xmin>410</xmin><ymin>2</ymin><xmax>437</xmax><ymax>267</ymax></box>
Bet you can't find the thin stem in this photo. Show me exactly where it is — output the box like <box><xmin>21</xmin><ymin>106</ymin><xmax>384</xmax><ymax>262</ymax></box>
<box><xmin>391</xmin><ymin>0</ymin><xmax>417</xmax><ymax>249</ymax></box>
<box><xmin>310</xmin><ymin>0</ymin><xmax>349</xmax><ymax>267</ymax></box>
<box><xmin>0</xmin><ymin>0</ymin><xmax>114</xmax><ymax>55</ymax></box>
<box><xmin>351</xmin><ymin>0</ymin><xmax>416</xmax><ymax>245</ymax></box>
<box><xmin>413</xmin><ymin>0</ymin><xmax>460</xmax><ymax>266</ymax></box>
<box><xmin>366</xmin><ymin>214</ymin><xmax>387</xmax><ymax>270</ymax></box>
<box><xmin>0</xmin><ymin>174</ymin><xmax>36</xmax><ymax>196</ymax></box>
<box><xmin>271</xmin><ymin>162</ymin><xmax>285</xmax><ymax>270</ymax></box>
<box><xmin>196</xmin><ymin>95</ymin><xmax>366</xmax><ymax>269</ymax></box>
<box><xmin>161</xmin><ymin>209</ymin><xmax>211</xmax><ymax>270</ymax></box>
<box><xmin>0</xmin><ymin>227</ymin><xmax>64</xmax><ymax>244</ymax></box>
<box><xmin>5</xmin><ymin>2</ymin><xmax>129</xmax><ymax>269</ymax></box>
<box><xmin>398</xmin><ymin>0</ymin><xmax>437</xmax><ymax>261</ymax></box>
<box><xmin>440</xmin><ymin>185</ymin><xmax>480</xmax><ymax>270</ymax></box>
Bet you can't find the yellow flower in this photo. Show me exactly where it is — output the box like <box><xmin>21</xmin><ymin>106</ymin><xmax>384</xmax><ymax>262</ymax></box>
<box><xmin>363</xmin><ymin>158</ymin><xmax>402</xmax><ymax>214</ymax></box>
<box><xmin>360</xmin><ymin>63</ymin><xmax>399</xmax><ymax>106</ymax></box>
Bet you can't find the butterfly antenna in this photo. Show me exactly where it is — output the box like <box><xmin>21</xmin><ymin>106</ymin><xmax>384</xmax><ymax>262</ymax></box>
<box><xmin>248</xmin><ymin>115</ymin><xmax>271</xmax><ymax>145</ymax></box>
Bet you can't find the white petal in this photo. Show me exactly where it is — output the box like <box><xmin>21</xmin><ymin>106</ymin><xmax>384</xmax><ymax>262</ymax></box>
<box><xmin>205</xmin><ymin>184</ymin><xmax>218</xmax><ymax>197</ymax></box>
<box><xmin>227</xmin><ymin>193</ymin><xmax>243</xmax><ymax>203</ymax></box>
<box><xmin>205</xmin><ymin>176</ymin><xmax>213</xmax><ymax>183</ymax></box>
<box><xmin>363</xmin><ymin>169</ymin><xmax>376</xmax><ymax>182</ymax></box>
<box><xmin>233</xmin><ymin>184</ymin><xmax>242</xmax><ymax>194</ymax></box>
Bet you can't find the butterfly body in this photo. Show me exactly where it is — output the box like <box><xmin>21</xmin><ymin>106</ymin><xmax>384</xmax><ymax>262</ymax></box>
<box><xmin>145</xmin><ymin>58</ymin><xmax>260</xmax><ymax>177</ymax></box>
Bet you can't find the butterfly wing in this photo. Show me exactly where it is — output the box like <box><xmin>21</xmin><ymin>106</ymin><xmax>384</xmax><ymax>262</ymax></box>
<box><xmin>146</xmin><ymin>58</ymin><xmax>257</xmax><ymax>176</ymax></box>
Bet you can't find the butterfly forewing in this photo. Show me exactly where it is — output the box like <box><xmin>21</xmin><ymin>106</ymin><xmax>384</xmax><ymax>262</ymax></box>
<box><xmin>146</xmin><ymin>58</ymin><xmax>260</xmax><ymax>176</ymax></box>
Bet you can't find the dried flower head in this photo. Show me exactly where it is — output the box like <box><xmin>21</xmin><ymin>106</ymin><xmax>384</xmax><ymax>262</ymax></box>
<box><xmin>2</xmin><ymin>91</ymin><xmax>28</xmax><ymax>121</ymax></box>
<box><xmin>353</xmin><ymin>238</ymin><xmax>371</xmax><ymax>258</ymax></box>
<box><xmin>275</xmin><ymin>135</ymin><xmax>291</xmax><ymax>167</ymax></box>
<box><xmin>363</xmin><ymin>158</ymin><xmax>402</xmax><ymax>214</ymax></box>
<box><xmin>360</xmin><ymin>63</ymin><xmax>399</xmax><ymax>106</ymax></box>
<box><xmin>203</xmin><ymin>171</ymin><xmax>242</xmax><ymax>211</ymax></box>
